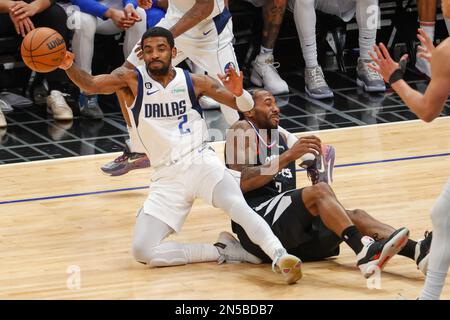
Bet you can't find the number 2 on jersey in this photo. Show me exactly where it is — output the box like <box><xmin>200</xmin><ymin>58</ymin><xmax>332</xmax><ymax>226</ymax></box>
<box><xmin>178</xmin><ymin>114</ymin><xmax>191</xmax><ymax>134</ymax></box>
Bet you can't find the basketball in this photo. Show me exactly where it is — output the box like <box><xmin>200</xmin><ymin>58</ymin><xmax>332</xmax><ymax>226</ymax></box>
<box><xmin>20</xmin><ymin>27</ymin><xmax>66</xmax><ymax>73</ymax></box>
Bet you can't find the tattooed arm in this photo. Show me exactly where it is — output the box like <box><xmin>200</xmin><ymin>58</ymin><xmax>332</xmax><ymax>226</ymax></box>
<box><xmin>191</xmin><ymin>74</ymin><xmax>238</xmax><ymax>109</ymax></box>
<box><xmin>225</xmin><ymin>121</ymin><xmax>303</xmax><ymax>193</ymax></box>
<box><xmin>261</xmin><ymin>0</ymin><xmax>287</xmax><ymax>49</ymax></box>
<box><xmin>60</xmin><ymin>53</ymin><xmax>138</xmax><ymax>96</ymax></box>
<box><xmin>169</xmin><ymin>0</ymin><xmax>214</xmax><ymax>38</ymax></box>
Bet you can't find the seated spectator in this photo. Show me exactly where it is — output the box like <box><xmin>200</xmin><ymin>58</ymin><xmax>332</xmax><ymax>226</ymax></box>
<box><xmin>288</xmin><ymin>0</ymin><xmax>385</xmax><ymax>99</ymax></box>
<box><xmin>0</xmin><ymin>0</ymin><xmax>73</xmax><ymax>127</ymax></box>
<box><xmin>61</xmin><ymin>0</ymin><xmax>146</xmax><ymax>119</ymax></box>
<box><xmin>139</xmin><ymin>0</ymin><xmax>165</xmax><ymax>28</ymax></box>
<box><xmin>242</xmin><ymin>0</ymin><xmax>290</xmax><ymax>95</ymax></box>
<box><xmin>415</xmin><ymin>0</ymin><xmax>450</xmax><ymax>78</ymax></box>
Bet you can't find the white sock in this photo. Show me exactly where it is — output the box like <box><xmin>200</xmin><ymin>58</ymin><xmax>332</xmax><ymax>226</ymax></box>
<box><xmin>128</xmin><ymin>126</ymin><xmax>146</xmax><ymax>154</ymax></box>
<box><xmin>302</xmin><ymin>35</ymin><xmax>319</xmax><ymax>68</ymax></box>
<box><xmin>182</xmin><ymin>244</ymin><xmax>220</xmax><ymax>264</ymax></box>
<box><xmin>445</xmin><ymin>18</ymin><xmax>450</xmax><ymax>37</ymax></box>
<box><xmin>358</xmin><ymin>28</ymin><xmax>376</xmax><ymax>61</ymax></box>
<box><xmin>419</xmin><ymin>179</ymin><xmax>450</xmax><ymax>300</ymax></box>
<box><xmin>420</xmin><ymin>270</ymin><xmax>448</xmax><ymax>300</ymax></box>
<box><xmin>419</xmin><ymin>23</ymin><xmax>435</xmax><ymax>44</ymax></box>
<box><xmin>355</xmin><ymin>0</ymin><xmax>378</xmax><ymax>61</ymax></box>
<box><xmin>259</xmin><ymin>46</ymin><xmax>273</xmax><ymax>55</ymax></box>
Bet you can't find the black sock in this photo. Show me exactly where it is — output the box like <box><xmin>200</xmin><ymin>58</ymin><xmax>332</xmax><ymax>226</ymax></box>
<box><xmin>341</xmin><ymin>225</ymin><xmax>364</xmax><ymax>255</ymax></box>
<box><xmin>398</xmin><ymin>239</ymin><xmax>417</xmax><ymax>260</ymax></box>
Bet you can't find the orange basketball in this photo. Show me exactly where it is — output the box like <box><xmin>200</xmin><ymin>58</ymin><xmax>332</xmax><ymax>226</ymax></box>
<box><xmin>21</xmin><ymin>27</ymin><xmax>66</xmax><ymax>73</ymax></box>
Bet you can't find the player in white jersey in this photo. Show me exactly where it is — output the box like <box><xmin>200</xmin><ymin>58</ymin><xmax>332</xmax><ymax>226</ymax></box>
<box><xmin>59</xmin><ymin>26</ymin><xmax>303</xmax><ymax>284</ymax></box>
<box><xmin>101</xmin><ymin>0</ymin><xmax>238</xmax><ymax>175</ymax></box>
<box><xmin>369</xmin><ymin>0</ymin><xmax>450</xmax><ymax>299</ymax></box>
<box><xmin>103</xmin><ymin>0</ymin><xmax>301</xmax><ymax>176</ymax></box>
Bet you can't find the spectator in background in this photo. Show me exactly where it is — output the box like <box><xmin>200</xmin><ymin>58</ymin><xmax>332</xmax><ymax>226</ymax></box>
<box><xmin>287</xmin><ymin>0</ymin><xmax>385</xmax><ymax>99</ymax></box>
<box><xmin>242</xmin><ymin>0</ymin><xmax>290</xmax><ymax>95</ymax></box>
<box><xmin>0</xmin><ymin>0</ymin><xmax>73</xmax><ymax>127</ymax></box>
<box><xmin>415</xmin><ymin>0</ymin><xmax>450</xmax><ymax>78</ymax></box>
<box><xmin>61</xmin><ymin>0</ymin><xmax>146</xmax><ymax>119</ymax></box>
<box><xmin>139</xmin><ymin>0</ymin><xmax>165</xmax><ymax>28</ymax></box>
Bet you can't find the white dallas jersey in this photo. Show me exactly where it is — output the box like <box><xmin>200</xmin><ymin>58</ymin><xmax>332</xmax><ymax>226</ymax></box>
<box><xmin>128</xmin><ymin>66</ymin><xmax>209</xmax><ymax>167</ymax></box>
<box><xmin>168</xmin><ymin>0</ymin><xmax>225</xmax><ymax>20</ymax></box>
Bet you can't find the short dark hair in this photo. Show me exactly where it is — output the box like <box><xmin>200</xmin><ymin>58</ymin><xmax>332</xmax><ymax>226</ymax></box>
<box><xmin>141</xmin><ymin>27</ymin><xmax>175</xmax><ymax>49</ymax></box>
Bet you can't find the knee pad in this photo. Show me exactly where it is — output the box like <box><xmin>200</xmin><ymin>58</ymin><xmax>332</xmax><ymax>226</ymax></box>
<box><xmin>147</xmin><ymin>245</ymin><xmax>187</xmax><ymax>268</ymax></box>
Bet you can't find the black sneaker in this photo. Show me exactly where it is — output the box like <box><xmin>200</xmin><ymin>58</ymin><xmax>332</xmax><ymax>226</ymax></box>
<box><xmin>415</xmin><ymin>231</ymin><xmax>432</xmax><ymax>275</ymax></box>
<box><xmin>101</xmin><ymin>146</ymin><xmax>150</xmax><ymax>176</ymax></box>
<box><xmin>79</xmin><ymin>93</ymin><xmax>104</xmax><ymax>119</ymax></box>
<box><xmin>357</xmin><ymin>227</ymin><xmax>410</xmax><ymax>278</ymax></box>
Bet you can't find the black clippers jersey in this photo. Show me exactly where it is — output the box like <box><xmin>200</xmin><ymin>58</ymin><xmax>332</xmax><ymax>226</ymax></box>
<box><xmin>243</xmin><ymin>128</ymin><xmax>297</xmax><ymax>207</ymax></box>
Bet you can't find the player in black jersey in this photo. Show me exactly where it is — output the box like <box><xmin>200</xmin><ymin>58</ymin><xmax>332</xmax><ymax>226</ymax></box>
<box><xmin>222</xmin><ymin>88</ymin><xmax>432</xmax><ymax>278</ymax></box>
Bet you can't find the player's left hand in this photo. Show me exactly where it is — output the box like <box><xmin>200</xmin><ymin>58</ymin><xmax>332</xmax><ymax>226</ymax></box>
<box><xmin>217</xmin><ymin>66</ymin><xmax>244</xmax><ymax>97</ymax></box>
<box><xmin>368</xmin><ymin>43</ymin><xmax>408</xmax><ymax>83</ymax></box>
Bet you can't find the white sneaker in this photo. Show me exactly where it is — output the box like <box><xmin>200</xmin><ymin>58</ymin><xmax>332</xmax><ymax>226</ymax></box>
<box><xmin>415</xmin><ymin>54</ymin><xmax>431</xmax><ymax>78</ymax></box>
<box><xmin>46</xmin><ymin>90</ymin><xmax>73</xmax><ymax>120</ymax></box>
<box><xmin>0</xmin><ymin>107</ymin><xmax>6</xmax><ymax>128</ymax></box>
<box><xmin>214</xmin><ymin>231</ymin><xmax>263</xmax><ymax>264</ymax></box>
<box><xmin>250</xmin><ymin>53</ymin><xmax>289</xmax><ymax>95</ymax></box>
<box><xmin>357</xmin><ymin>228</ymin><xmax>409</xmax><ymax>278</ymax></box>
<box><xmin>272</xmin><ymin>248</ymin><xmax>303</xmax><ymax>284</ymax></box>
<box><xmin>414</xmin><ymin>231</ymin><xmax>432</xmax><ymax>275</ymax></box>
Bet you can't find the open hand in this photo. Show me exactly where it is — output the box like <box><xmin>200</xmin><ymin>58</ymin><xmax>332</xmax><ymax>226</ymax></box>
<box><xmin>217</xmin><ymin>66</ymin><xmax>244</xmax><ymax>97</ymax></box>
<box><xmin>368</xmin><ymin>43</ymin><xmax>408</xmax><ymax>83</ymax></box>
<box><xmin>9</xmin><ymin>10</ymin><xmax>34</xmax><ymax>37</ymax></box>
<box><xmin>59</xmin><ymin>51</ymin><xmax>75</xmax><ymax>70</ymax></box>
<box><xmin>417</xmin><ymin>28</ymin><xmax>435</xmax><ymax>63</ymax></box>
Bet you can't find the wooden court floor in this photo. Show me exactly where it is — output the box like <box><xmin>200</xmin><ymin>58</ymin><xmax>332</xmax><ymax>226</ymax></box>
<box><xmin>1</xmin><ymin>117</ymin><xmax>450</xmax><ymax>299</ymax></box>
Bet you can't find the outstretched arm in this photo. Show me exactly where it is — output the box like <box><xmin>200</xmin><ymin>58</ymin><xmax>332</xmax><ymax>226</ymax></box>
<box><xmin>59</xmin><ymin>52</ymin><xmax>136</xmax><ymax>95</ymax></box>
<box><xmin>368</xmin><ymin>39</ymin><xmax>450</xmax><ymax>122</ymax></box>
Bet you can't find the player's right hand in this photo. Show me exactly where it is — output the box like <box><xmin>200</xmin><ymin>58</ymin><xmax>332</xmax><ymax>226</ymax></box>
<box><xmin>287</xmin><ymin>135</ymin><xmax>322</xmax><ymax>161</ymax></box>
<box><xmin>59</xmin><ymin>51</ymin><xmax>75</xmax><ymax>70</ymax></box>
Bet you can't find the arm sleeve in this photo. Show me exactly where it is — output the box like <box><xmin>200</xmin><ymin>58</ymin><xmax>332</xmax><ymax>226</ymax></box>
<box><xmin>71</xmin><ymin>0</ymin><xmax>109</xmax><ymax>19</ymax></box>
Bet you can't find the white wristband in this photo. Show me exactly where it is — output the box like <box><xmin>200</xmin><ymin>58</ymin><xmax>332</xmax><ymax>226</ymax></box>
<box><xmin>235</xmin><ymin>90</ymin><xmax>254</xmax><ymax>112</ymax></box>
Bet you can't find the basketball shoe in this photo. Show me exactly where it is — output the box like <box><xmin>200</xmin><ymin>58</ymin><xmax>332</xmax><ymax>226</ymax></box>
<box><xmin>415</xmin><ymin>231</ymin><xmax>432</xmax><ymax>275</ymax></box>
<box><xmin>272</xmin><ymin>248</ymin><xmax>303</xmax><ymax>284</ymax></box>
<box><xmin>101</xmin><ymin>146</ymin><xmax>150</xmax><ymax>176</ymax></box>
<box><xmin>46</xmin><ymin>90</ymin><xmax>73</xmax><ymax>120</ymax></box>
<box><xmin>250</xmin><ymin>53</ymin><xmax>289</xmax><ymax>95</ymax></box>
<box><xmin>214</xmin><ymin>231</ymin><xmax>262</xmax><ymax>264</ymax></box>
<box><xmin>306</xmin><ymin>144</ymin><xmax>336</xmax><ymax>185</ymax></box>
<box><xmin>357</xmin><ymin>227</ymin><xmax>410</xmax><ymax>278</ymax></box>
